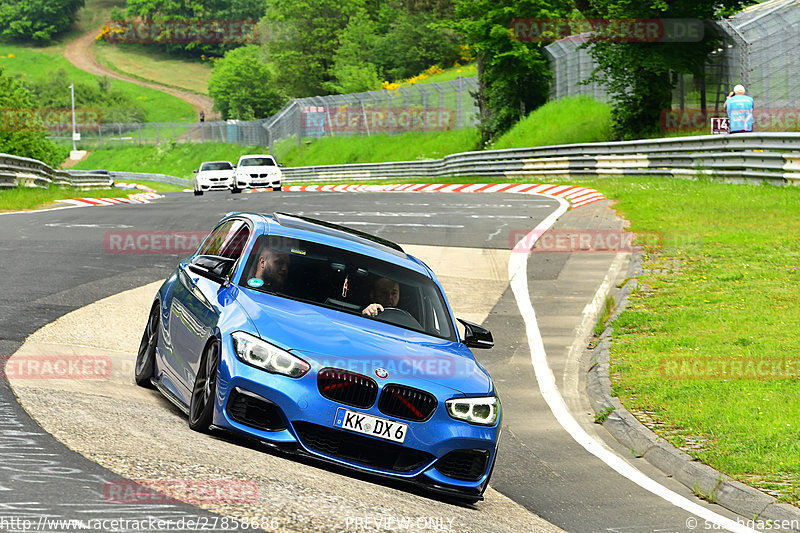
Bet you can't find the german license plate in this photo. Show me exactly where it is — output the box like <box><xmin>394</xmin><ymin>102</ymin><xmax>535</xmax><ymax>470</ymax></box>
<box><xmin>333</xmin><ymin>408</ymin><xmax>407</xmax><ymax>443</ymax></box>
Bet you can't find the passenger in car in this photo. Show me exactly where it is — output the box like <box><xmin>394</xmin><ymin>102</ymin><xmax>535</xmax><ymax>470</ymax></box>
<box><xmin>362</xmin><ymin>277</ymin><xmax>400</xmax><ymax>317</ymax></box>
<box><xmin>255</xmin><ymin>247</ymin><xmax>291</xmax><ymax>289</ymax></box>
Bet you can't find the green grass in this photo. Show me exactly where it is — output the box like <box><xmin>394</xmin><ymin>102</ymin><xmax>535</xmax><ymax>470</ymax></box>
<box><xmin>94</xmin><ymin>42</ymin><xmax>212</xmax><ymax>95</ymax></box>
<box><xmin>273</xmin><ymin>129</ymin><xmax>480</xmax><ymax>166</ymax></box>
<box><xmin>406</xmin><ymin>63</ymin><xmax>477</xmax><ymax>85</ymax></box>
<box><xmin>0</xmin><ymin>43</ymin><xmax>195</xmax><ymax>123</ymax></box>
<box><xmin>118</xmin><ymin>179</ymin><xmax>187</xmax><ymax>192</ymax></box>
<box><xmin>583</xmin><ymin>177</ymin><xmax>800</xmax><ymax>505</ymax></box>
<box><xmin>491</xmin><ymin>96</ymin><xmax>613</xmax><ymax>149</ymax></box>
<box><xmin>72</xmin><ymin>142</ymin><xmax>264</xmax><ymax>179</ymax></box>
<box><xmin>0</xmin><ymin>185</ymin><xmax>144</xmax><ymax>211</ymax></box>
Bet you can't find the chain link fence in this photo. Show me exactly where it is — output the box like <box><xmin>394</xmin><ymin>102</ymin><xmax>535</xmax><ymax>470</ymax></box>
<box><xmin>544</xmin><ymin>0</ymin><xmax>800</xmax><ymax>122</ymax></box>
<box><xmin>263</xmin><ymin>77</ymin><xmax>479</xmax><ymax>153</ymax></box>
<box><xmin>50</xmin><ymin>120</ymin><xmax>270</xmax><ymax>148</ymax></box>
<box><xmin>50</xmin><ymin>77</ymin><xmax>479</xmax><ymax>151</ymax></box>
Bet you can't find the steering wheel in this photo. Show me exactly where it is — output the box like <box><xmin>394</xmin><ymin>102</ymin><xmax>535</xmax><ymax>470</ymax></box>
<box><xmin>377</xmin><ymin>307</ymin><xmax>421</xmax><ymax>329</ymax></box>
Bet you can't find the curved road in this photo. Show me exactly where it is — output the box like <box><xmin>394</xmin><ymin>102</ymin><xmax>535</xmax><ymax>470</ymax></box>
<box><xmin>63</xmin><ymin>26</ymin><xmax>217</xmax><ymax>120</ymax></box>
<box><xmin>0</xmin><ymin>191</ymin><xmax>753</xmax><ymax>532</ymax></box>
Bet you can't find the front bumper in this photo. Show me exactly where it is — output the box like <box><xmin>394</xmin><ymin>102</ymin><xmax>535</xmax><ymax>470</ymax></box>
<box><xmin>234</xmin><ymin>174</ymin><xmax>282</xmax><ymax>189</ymax></box>
<box><xmin>213</xmin><ymin>340</ymin><xmax>499</xmax><ymax>497</ymax></box>
<box><xmin>197</xmin><ymin>180</ymin><xmax>233</xmax><ymax>191</ymax></box>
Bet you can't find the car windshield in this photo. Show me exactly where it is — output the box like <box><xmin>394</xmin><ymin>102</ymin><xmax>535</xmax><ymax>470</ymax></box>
<box><xmin>202</xmin><ymin>162</ymin><xmax>233</xmax><ymax>171</ymax></box>
<box><xmin>240</xmin><ymin>235</ymin><xmax>456</xmax><ymax>341</ymax></box>
<box><xmin>240</xmin><ymin>158</ymin><xmax>275</xmax><ymax>167</ymax></box>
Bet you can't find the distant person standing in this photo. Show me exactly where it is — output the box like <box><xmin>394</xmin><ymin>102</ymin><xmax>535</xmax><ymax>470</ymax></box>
<box><xmin>199</xmin><ymin>111</ymin><xmax>205</xmax><ymax>123</ymax></box>
<box><xmin>725</xmin><ymin>85</ymin><xmax>754</xmax><ymax>133</ymax></box>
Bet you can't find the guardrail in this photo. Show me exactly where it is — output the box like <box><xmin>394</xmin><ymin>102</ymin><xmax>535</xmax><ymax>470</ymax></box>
<box><xmin>281</xmin><ymin>132</ymin><xmax>800</xmax><ymax>186</ymax></box>
<box><xmin>109</xmin><ymin>171</ymin><xmax>188</xmax><ymax>186</ymax></box>
<box><xmin>0</xmin><ymin>153</ymin><xmax>112</xmax><ymax>190</ymax></box>
<box><xmin>0</xmin><ymin>153</ymin><xmax>189</xmax><ymax>190</ymax></box>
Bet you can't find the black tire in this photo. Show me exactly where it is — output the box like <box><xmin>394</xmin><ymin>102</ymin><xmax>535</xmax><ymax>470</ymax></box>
<box><xmin>272</xmin><ymin>186</ymin><xmax>281</xmax><ymax>192</ymax></box>
<box><xmin>193</xmin><ymin>190</ymin><xmax>203</xmax><ymax>196</ymax></box>
<box><xmin>134</xmin><ymin>304</ymin><xmax>159</xmax><ymax>387</ymax></box>
<box><xmin>230</xmin><ymin>186</ymin><xmax>241</xmax><ymax>194</ymax></box>
<box><xmin>189</xmin><ymin>340</ymin><xmax>219</xmax><ymax>432</ymax></box>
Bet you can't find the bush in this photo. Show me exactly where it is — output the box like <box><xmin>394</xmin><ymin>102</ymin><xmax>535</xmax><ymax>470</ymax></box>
<box><xmin>0</xmin><ymin>67</ymin><xmax>68</xmax><ymax>167</ymax></box>
<box><xmin>208</xmin><ymin>45</ymin><xmax>286</xmax><ymax>120</ymax></box>
<box><xmin>0</xmin><ymin>0</ymin><xmax>84</xmax><ymax>42</ymax></box>
<box><xmin>24</xmin><ymin>72</ymin><xmax>149</xmax><ymax>124</ymax></box>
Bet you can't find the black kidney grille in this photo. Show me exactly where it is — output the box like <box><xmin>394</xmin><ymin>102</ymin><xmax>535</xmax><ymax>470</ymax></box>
<box><xmin>317</xmin><ymin>368</ymin><xmax>378</xmax><ymax>408</ymax></box>
<box><xmin>434</xmin><ymin>450</ymin><xmax>490</xmax><ymax>481</ymax></box>
<box><xmin>378</xmin><ymin>384</ymin><xmax>437</xmax><ymax>421</ymax></box>
<box><xmin>293</xmin><ymin>422</ymin><xmax>434</xmax><ymax>473</ymax></box>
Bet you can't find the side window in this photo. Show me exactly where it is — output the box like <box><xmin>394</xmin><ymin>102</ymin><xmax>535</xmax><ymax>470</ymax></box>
<box><xmin>219</xmin><ymin>222</ymin><xmax>250</xmax><ymax>260</ymax></box>
<box><xmin>197</xmin><ymin>221</ymin><xmax>234</xmax><ymax>256</ymax></box>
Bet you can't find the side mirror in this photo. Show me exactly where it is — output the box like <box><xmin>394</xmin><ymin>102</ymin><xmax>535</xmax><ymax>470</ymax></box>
<box><xmin>188</xmin><ymin>255</ymin><xmax>236</xmax><ymax>285</ymax></box>
<box><xmin>278</xmin><ymin>163</ymin><xmax>284</xmax><ymax>167</ymax></box>
<box><xmin>458</xmin><ymin>318</ymin><xmax>494</xmax><ymax>349</ymax></box>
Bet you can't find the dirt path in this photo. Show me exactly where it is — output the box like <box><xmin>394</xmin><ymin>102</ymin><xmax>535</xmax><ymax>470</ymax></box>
<box><xmin>63</xmin><ymin>26</ymin><xmax>219</xmax><ymax>120</ymax></box>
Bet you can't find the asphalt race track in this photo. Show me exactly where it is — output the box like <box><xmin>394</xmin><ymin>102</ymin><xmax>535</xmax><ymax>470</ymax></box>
<box><xmin>0</xmin><ymin>190</ymin><xmax>752</xmax><ymax>532</ymax></box>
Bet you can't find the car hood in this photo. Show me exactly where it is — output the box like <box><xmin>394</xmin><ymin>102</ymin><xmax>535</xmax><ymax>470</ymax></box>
<box><xmin>197</xmin><ymin>170</ymin><xmax>232</xmax><ymax>179</ymax></box>
<box><xmin>236</xmin><ymin>289</ymin><xmax>492</xmax><ymax>395</ymax></box>
<box><xmin>237</xmin><ymin>166</ymin><xmax>279</xmax><ymax>173</ymax></box>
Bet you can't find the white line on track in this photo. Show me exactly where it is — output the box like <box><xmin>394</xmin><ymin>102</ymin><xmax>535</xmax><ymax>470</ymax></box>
<box><xmin>508</xmin><ymin>194</ymin><xmax>757</xmax><ymax>533</ymax></box>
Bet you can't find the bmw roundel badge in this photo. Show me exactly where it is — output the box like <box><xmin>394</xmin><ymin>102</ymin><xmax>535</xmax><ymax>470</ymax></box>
<box><xmin>375</xmin><ymin>368</ymin><xmax>389</xmax><ymax>379</ymax></box>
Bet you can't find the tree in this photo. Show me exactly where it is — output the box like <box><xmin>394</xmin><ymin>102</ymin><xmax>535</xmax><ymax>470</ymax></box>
<box><xmin>324</xmin><ymin>10</ymin><xmax>382</xmax><ymax>94</ymax></box>
<box><xmin>262</xmin><ymin>0</ymin><xmax>367</xmax><ymax>97</ymax></box>
<box><xmin>207</xmin><ymin>45</ymin><xmax>286</xmax><ymax>120</ymax></box>
<box><xmin>124</xmin><ymin>0</ymin><xmax>267</xmax><ymax>56</ymax></box>
<box><xmin>451</xmin><ymin>0</ymin><xmax>572</xmax><ymax>144</ymax></box>
<box><xmin>0</xmin><ymin>0</ymin><xmax>84</xmax><ymax>42</ymax></box>
<box><xmin>25</xmin><ymin>71</ymin><xmax>148</xmax><ymax>124</ymax></box>
<box><xmin>578</xmin><ymin>0</ymin><xmax>753</xmax><ymax>138</ymax></box>
<box><xmin>0</xmin><ymin>67</ymin><xmax>67</xmax><ymax>168</ymax></box>
<box><xmin>373</xmin><ymin>7</ymin><xmax>461</xmax><ymax>82</ymax></box>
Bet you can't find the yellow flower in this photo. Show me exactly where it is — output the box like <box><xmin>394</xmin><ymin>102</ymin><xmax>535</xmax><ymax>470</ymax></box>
<box><xmin>7</xmin><ymin>53</ymin><xmax>13</xmax><ymax>58</ymax></box>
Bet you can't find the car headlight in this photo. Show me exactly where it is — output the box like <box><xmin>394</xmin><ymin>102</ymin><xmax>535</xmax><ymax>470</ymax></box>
<box><xmin>446</xmin><ymin>396</ymin><xmax>499</xmax><ymax>426</ymax></box>
<box><xmin>231</xmin><ymin>331</ymin><xmax>309</xmax><ymax>378</ymax></box>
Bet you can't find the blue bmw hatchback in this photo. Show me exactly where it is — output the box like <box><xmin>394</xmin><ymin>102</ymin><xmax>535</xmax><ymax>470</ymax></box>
<box><xmin>135</xmin><ymin>212</ymin><xmax>500</xmax><ymax>501</ymax></box>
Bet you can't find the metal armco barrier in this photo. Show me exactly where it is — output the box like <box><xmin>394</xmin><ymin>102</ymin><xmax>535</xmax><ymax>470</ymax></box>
<box><xmin>0</xmin><ymin>153</ymin><xmax>111</xmax><ymax>190</ymax></box>
<box><xmin>280</xmin><ymin>132</ymin><xmax>800</xmax><ymax>186</ymax></box>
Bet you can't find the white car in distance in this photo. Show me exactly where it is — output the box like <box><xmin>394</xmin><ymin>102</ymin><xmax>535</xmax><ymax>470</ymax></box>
<box><xmin>193</xmin><ymin>161</ymin><xmax>235</xmax><ymax>196</ymax></box>
<box><xmin>232</xmin><ymin>154</ymin><xmax>282</xmax><ymax>193</ymax></box>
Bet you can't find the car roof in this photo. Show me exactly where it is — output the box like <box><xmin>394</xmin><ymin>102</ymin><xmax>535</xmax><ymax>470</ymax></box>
<box><xmin>238</xmin><ymin>154</ymin><xmax>273</xmax><ymax>159</ymax></box>
<box><xmin>200</xmin><ymin>160</ymin><xmax>233</xmax><ymax>165</ymax></box>
<box><xmin>223</xmin><ymin>212</ymin><xmax>429</xmax><ymax>273</ymax></box>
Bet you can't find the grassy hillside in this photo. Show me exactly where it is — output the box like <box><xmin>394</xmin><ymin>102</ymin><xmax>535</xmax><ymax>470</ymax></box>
<box><xmin>72</xmin><ymin>142</ymin><xmax>265</xmax><ymax>178</ymax></box>
<box><xmin>0</xmin><ymin>44</ymin><xmax>195</xmax><ymax>123</ymax></box>
<box><xmin>491</xmin><ymin>96</ymin><xmax>613</xmax><ymax>149</ymax></box>
<box><xmin>273</xmin><ymin>129</ymin><xmax>480</xmax><ymax>166</ymax></box>
<box><xmin>94</xmin><ymin>42</ymin><xmax>212</xmax><ymax>95</ymax></box>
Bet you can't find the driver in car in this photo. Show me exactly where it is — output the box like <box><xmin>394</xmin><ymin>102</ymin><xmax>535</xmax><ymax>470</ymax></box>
<box><xmin>255</xmin><ymin>247</ymin><xmax>291</xmax><ymax>289</ymax></box>
<box><xmin>362</xmin><ymin>277</ymin><xmax>400</xmax><ymax>317</ymax></box>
